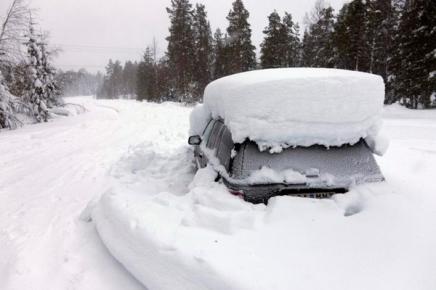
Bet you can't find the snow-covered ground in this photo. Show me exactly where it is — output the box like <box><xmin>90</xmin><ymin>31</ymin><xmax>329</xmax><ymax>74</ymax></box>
<box><xmin>1</xmin><ymin>97</ymin><xmax>435</xmax><ymax>290</ymax></box>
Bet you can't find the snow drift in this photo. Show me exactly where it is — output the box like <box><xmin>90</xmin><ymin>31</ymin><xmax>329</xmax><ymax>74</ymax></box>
<box><xmin>81</xmin><ymin>99</ymin><xmax>435</xmax><ymax>290</ymax></box>
<box><xmin>201</xmin><ymin>68</ymin><xmax>385</xmax><ymax>150</ymax></box>
<box><xmin>93</xmin><ymin>135</ymin><xmax>436</xmax><ymax>290</ymax></box>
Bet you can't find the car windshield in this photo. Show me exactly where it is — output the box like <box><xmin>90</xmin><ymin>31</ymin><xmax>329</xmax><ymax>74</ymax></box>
<box><xmin>231</xmin><ymin>140</ymin><xmax>384</xmax><ymax>187</ymax></box>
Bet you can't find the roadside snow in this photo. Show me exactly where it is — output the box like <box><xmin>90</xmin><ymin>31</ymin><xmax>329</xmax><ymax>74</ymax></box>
<box><xmin>203</xmin><ymin>68</ymin><xmax>385</xmax><ymax>150</ymax></box>
<box><xmin>93</xmin><ymin>101</ymin><xmax>436</xmax><ymax>290</ymax></box>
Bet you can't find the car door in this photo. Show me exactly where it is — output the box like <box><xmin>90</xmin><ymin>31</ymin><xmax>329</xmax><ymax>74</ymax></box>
<box><xmin>216</xmin><ymin>125</ymin><xmax>234</xmax><ymax>172</ymax></box>
<box><xmin>194</xmin><ymin>119</ymin><xmax>215</xmax><ymax>168</ymax></box>
<box><xmin>197</xmin><ymin>120</ymin><xmax>224</xmax><ymax>168</ymax></box>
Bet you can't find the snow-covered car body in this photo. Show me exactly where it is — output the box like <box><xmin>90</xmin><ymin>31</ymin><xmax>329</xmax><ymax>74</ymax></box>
<box><xmin>189</xmin><ymin>68</ymin><xmax>387</xmax><ymax>203</ymax></box>
<box><xmin>189</xmin><ymin>119</ymin><xmax>384</xmax><ymax>203</ymax></box>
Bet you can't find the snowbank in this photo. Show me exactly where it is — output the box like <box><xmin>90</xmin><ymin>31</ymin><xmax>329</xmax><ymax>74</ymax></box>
<box><xmin>94</xmin><ymin>163</ymin><xmax>436</xmax><ymax>290</ymax></box>
<box><xmin>92</xmin><ymin>101</ymin><xmax>436</xmax><ymax>290</ymax></box>
<box><xmin>203</xmin><ymin>68</ymin><xmax>385</xmax><ymax>150</ymax></box>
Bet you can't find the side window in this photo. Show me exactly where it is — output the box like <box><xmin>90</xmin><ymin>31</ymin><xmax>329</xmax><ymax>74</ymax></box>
<box><xmin>202</xmin><ymin>119</ymin><xmax>215</xmax><ymax>142</ymax></box>
<box><xmin>217</xmin><ymin>125</ymin><xmax>234</xmax><ymax>171</ymax></box>
<box><xmin>207</xmin><ymin>121</ymin><xmax>224</xmax><ymax>150</ymax></box>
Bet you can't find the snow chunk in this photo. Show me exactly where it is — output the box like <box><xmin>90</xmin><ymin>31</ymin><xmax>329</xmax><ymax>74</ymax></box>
<box><xmin>247</xmin><ymin>166</ymin><xmax>307</xmax><ymax>184</ymax></box>
<box><xmin>189</xmin><ymin>104</ymin><xmax>211</xmax><ymax>136</ymax></box>
<box><xmin>204</xmin><ymin>68</ymin><xmax>385</xmax><ymax>149</ymax></box>
<box><xmin>188</xmin><ymin>165</ymin><xmax>218</xmax><ymax>189</ymax></box>
<box><xmin>365</xmin><ymin>134</ymin><xmax>390</xmax><ymax>156</ymax></box>
<box><xmin>34</xmin><ymin>79</ymin><xmax>43</xmax><ymax>88</ymax></box>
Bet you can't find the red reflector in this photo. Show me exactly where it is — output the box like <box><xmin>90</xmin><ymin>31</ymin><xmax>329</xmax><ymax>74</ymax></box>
<box><xmin>229</xmin><ymin>190</ymin><xmax>244</xmax><ymax>197</ymax></box>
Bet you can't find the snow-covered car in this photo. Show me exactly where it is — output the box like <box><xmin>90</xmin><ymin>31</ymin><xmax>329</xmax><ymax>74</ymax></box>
<box><xmin>188</xmin><ymin>119</ymin><xmax>384</xmax><ymax>203</ymax></box>
<box><xmin>189</xmin><ymin>68</ymin><xmax>387</xmax><ymax>203</ymax></box>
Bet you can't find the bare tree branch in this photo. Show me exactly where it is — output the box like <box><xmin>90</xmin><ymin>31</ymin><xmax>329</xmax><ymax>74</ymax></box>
<box><xmin>0</xmin><ymin>0</ymin><xmax>31</xmax><ymax>65</ymax></box>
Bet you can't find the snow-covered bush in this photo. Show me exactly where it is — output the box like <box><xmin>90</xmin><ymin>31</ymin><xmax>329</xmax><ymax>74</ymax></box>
<box><xmin>0</xmin><ymin>72</ymin><xmax>22</xmax><ymax>129</ymax></box>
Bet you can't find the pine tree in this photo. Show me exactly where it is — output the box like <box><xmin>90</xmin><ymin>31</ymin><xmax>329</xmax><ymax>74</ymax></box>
<box><xmin>393</xmin><ymin>0</ymin><xmax>435</xmax><ymax>108</ymax></box>
<box><xmin>333</xmin><ymin>0</ymin><xmax>370</xmax><ymax>71</ymax></box>
<box><xmin>136</xmin><ymin>47</ymin><xmax>157</xmax><ymax>102</ymax></box>
<box><xmin>260</xmin><ymin>11</ymin><xmax>300</xmax><ymax>69</ymax></box>
<box><xmin>213</xmin><ymin>29</ymin><xmax>231</xmax><ymax>79</ymax></box>
<box><xmin>98</xmin><ymin>59</ymin><xmax>124</xmax><ymax>99</ymax></box>
<box><xmin>155</xmin><ymin>57</ymin><xmax>175</xmax><ymax>102</ymax></box>
<box><xmin>97</xmin><ymin>59</ymin><xmax>113</xmax><ymax>98</ymax></box>
<box><xmin>111</xmin><ymin>61</ymin><xmax>123</xmax><ymax>98</ymax></box>
<box><xmin>365</xmin><ymin>0</ymin><xmax>402</xmax><ymax>103</ymax></box>
<box><xmin>349</xmin><ymin>0</ymin><xmax>370</xmax><ymax>71</ymax></box>
<box><xmin>260</xmin><ymin>11</ymin><xmax>283</xmax><ymax>68</ymax></box>
<box><xmin>122</xmin><ymin>61</ymin><xmax>138</xmax><ymax>98</ymax></box>
<box><xmin>282</xmin><ymin>12</ymin><xmax>301</xmax><ymax>67</ymax></box>
<box><xmin>39</xmin><ymin>35</ymin><xmax>61</xmax><ymax>107</ymax></box>
<box><xmin>226</xmin><ymin>0</ymin><xmax>256</xmax><ymax>74</ymax></box>
<box><xmin>166</xmin><ymin>0</ymin><xmax>196</xmax><ymax>101</ymax></box>
<box><xmin>192</xmin><ymin>4</ymin><xmax>213</xmax><ymax>100</ymax></box>
<box><xmin>333</xmin><ymin>4</ymin><xmax>351</xmax><ymax>69</ymax></box>
<box><xmin>302</xmin><ymin>3</ymin><xmax>335</xmax><ymax>68</ymax></box>
<box><xmin>25</xmin><ymin>23</ymin><xmax>48</xmax><ymax>122</ymax></box>
<box><xmin>302</xmin><ymin>31</ymin><xmax>315</xmax><ymax>67</ymax></box>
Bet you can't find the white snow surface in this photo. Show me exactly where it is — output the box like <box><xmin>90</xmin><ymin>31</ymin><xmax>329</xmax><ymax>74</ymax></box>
<box><xmin>246</xmin><ymin>166</ymin><xmax>308</xmax><ymax>184</ymax></box>
<box><xmin>1</xmin><ymin>97</ymin><xmax>436</xmax><ymax>290</ymax></box>
<box><xmin>189</xmin><ymin>103</ymin><xmax>211</xmax><ymax>136</ymax></box>
<box><xmin>203</xmin><ymin>68</ymin><xmax>385</xmax><ymax>151</ymax></box>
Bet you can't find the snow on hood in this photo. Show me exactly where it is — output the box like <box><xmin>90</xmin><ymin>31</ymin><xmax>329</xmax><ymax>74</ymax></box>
<box><xmin>202</xmin><ymin>68</ymin><xmax>385</xmax><ymax>150</ymax></box>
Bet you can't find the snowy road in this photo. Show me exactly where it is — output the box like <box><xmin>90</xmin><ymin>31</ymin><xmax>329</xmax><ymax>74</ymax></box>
<box><xmin>0</xmin><ymin>97</ymin><xmax>191</xmax><ymax>290</ymax></box>
<box><xmin>1</xmin><ymin>97</ymin><xmax>436</xmax><ymax>290</ymax></box>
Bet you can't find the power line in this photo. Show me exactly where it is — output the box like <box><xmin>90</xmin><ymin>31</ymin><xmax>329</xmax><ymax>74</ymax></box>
<box><xmin>53</xmin><ymin>43</ymin><xmax>145</xmax><ymax>50</ymax></box>
<box><xmin>58</xmin><ymin>49</ymin><xmax>143</xmax><ymax>55</ymax></box>
<box><xmin>53</xmin><ymin>43</ymin><xmax>146</xmax><ymax>52</ymax></box>
<box><xmin>52</xmin><ymin>42</ymin><xmax>163</xmax><ymax>56</ymax></box>
<box><xmin>57</xmin><ymin>64</ymin><xmax>107</xmax><ymax>68</ymax></box>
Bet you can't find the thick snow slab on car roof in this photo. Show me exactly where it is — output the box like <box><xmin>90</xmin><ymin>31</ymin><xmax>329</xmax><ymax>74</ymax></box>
<box><xmin>203</xmin><ymin>68</ymin><xmax>385</xmax><ymax>150</ymax></box>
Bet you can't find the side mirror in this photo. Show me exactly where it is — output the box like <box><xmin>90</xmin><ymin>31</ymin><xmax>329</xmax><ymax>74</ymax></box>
<box><xmin>188</xmin><ymin>135</ymin><xmax>202</xmax><ymax>145</ymax></box>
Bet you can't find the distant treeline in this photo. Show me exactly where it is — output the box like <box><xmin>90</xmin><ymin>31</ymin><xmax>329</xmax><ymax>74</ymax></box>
<box><xmin>97</xmin><ymin>0</ymin><xmax>435</xmax><ymax>109</ymax></box>
<box><xmin>56</xmin><ymin>69</ymin><xmax>103</xmax><ymax>97</ymax></box>
<box><xmin>97</xmin><ymin>60</ymin><xmax>138</xmax><ymax>99</ymax></box>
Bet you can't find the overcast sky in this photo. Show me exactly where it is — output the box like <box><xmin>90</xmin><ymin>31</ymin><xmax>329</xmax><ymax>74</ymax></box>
<box><xmin>1</xmin><ymin>0</ymin><xmax>348</xmax><ymax>73</ymax></box>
